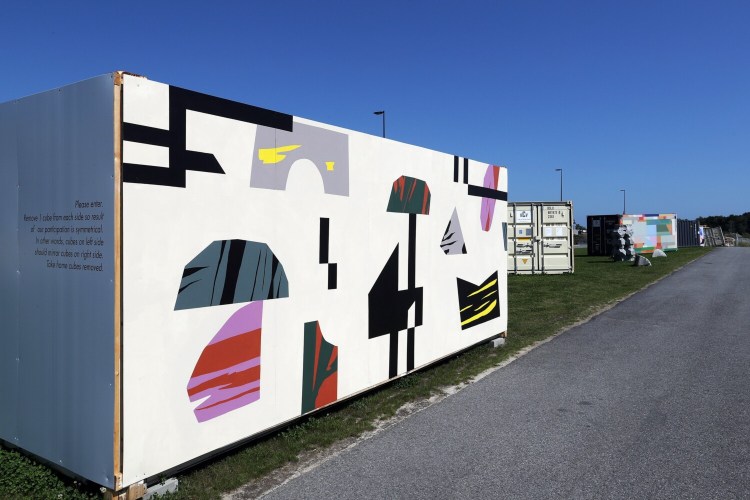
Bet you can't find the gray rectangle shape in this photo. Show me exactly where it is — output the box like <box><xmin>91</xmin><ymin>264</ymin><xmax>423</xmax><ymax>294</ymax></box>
<box><xmin>0</xmin><ymin>74</ymin><xmax>116</xmax><ymax>487</ymax></box>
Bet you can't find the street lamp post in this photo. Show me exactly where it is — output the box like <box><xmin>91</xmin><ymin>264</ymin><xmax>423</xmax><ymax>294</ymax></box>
<box><xmin>373</xmin><ymin>110</ymin><xmax>385</xmax><ymax>138</ymax></box>
<box><xmin>620</xmin><ymin>189</ymin><xmax>626</xmax><ymax>214</ymax></box>
<box><xmin>555</xmin><ymin>168</ymin><xmax>563</xmax><ymax>201</ymax></box>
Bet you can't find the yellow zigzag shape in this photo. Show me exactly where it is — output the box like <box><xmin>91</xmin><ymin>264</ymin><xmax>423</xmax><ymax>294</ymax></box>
<box><xmin>461</xmin><ymin>299</ymin><xmax>498</xmax><ymax>327</ymax></box>
<box><xmin>258</xmin><ymin>145</ymin><xmax>301</xmax><ymax>164</ymax></box>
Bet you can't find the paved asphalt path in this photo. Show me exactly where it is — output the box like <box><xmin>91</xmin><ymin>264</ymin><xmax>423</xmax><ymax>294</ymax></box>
<box><xmin>260</xmin><ymin>248</ymin><xmax>750</xmax><ymax>499</ymax></box>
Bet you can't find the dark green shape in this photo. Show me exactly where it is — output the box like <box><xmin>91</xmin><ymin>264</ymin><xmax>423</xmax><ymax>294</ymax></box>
<box><xmin>387</xmin><ymin>176</ymin><xmax>431</xmax><ymax>215</ymax></box>
<box><xmin>301</xmin><ymin>321</ymin><xmax>338</xmax><ymax>414</ymax></box>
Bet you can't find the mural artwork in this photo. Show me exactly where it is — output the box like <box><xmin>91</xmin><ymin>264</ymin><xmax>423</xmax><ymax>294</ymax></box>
<box><xmin>175</xmin><ymin>240</ymin><xmax>288</xmax><ymax>310</ymax></box>
<box><xmin>456</xmin><ymin>271</ymin><xmax>500</xmax><ymax>330</ymax></box>
<box><xmin>0</xmin><ymin>73</ymin><xmax>509</xmax><ymax>490</ymax></box>
<box><xmin>176</xmin><ymin>240</ymin><xmax>288</xmax><ymax>421</ymax></box>
<box><xmin>441</xmin><ymin>208</ymin><xmax>468</xmax><ymax>255</ymax></box>
<box><xmin>368</xmin><ymin>176</ymin><xmax>431</xmax><ymax>377</ymax></box>
<box><xmin>187</xmin><ymin>301</ymin><xmax>263</xmax><ymax>422</ymax></box>
<box><xmin>621</xmin><ymin>214</ymin><xmax>677</xmax><ymax>253</ymax></box>
<box><xmin>319</xmin><ymin>218</ymin><xmax>337</xmax><ymax>289</ymax></box>
<box><xmin>301</xmin><ymin>321</ymin><xmax>338</xmax><ymax>413</ymax></box>
<box><xmin>117</xmin><ymin>75</ymin><xmax>507</xmax><ymax>484</ymax></box>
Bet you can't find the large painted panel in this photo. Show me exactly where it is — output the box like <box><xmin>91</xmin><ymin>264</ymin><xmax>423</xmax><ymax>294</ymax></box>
<box><xmin>121</xmin><ymin>75</ymin><xmax>508</xmax><ymax>485</ymax></box>
<box><xmin>621</xmin><ymin>214</ymin><xmax>677</xmax><ymax>253</ymax></box>
<box><xmin>0</xmin><ymin>76</ymin><xmax>116</xmax><ymax>487</ymax></box>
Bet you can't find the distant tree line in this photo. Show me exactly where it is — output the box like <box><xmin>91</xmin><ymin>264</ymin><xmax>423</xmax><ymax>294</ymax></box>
<box><xmin>697</xmin><ymin>212</ymin><xmax>750</xmax><ymax>236</ymax></box>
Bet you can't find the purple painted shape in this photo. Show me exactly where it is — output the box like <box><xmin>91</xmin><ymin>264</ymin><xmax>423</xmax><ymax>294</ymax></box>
<box><xmin>187</xmin><ymin>301</ymin><xmax>264</xmax><ymax>422</ymax></box>
<box><xmin>209</xmin><ymin>301</ymin><xmax>263</xmax><ymax>345</ymax></box>
<box><xmin>187</xmin><ymin>356</ymin><xmax>261</xmax><ymax>392</ymax></box>
<box><xmin>480</xmin><ymin>165</ymin><xmax>499</xmax><ymax>232</ymax></box>
<box><xmin>195</xmin><ymin>390</ymin><xmax>261</xmax><ymax>423</ymax></box>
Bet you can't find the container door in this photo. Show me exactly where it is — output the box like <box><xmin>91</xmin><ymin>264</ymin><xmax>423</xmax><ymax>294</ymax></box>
<box><xmin>536</xmin><ymin>203</ymin><xmax>573</xmax><ymax>273</ymax></box>
<box><xmin>507</xmin><ymin>205</ymin><xmax>535</xmax><ymax>273</ymax></box>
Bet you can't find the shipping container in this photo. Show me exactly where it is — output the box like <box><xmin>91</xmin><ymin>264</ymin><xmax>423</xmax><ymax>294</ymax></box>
<box><xmin>587</xmin><ymin>213</ymin><xmax>677</xmax><ymax>256</ymax></box>
<box><xmin>587</xmin><ymin>214</ymin><xmax>621</xmax><ymax>256</ymax></box>
<box><xmin>677</xmin><ymin>219</ymin><xmax>701</xmax><ymax>247</ymax></box>
<box><xmin>0</xmin><ymin>72</ymin><xmax>509</xmax><ymax>496</ymax></box>
<box><xmin>507</xmin><ymin>201</ymin><xmax>574</xmax><ymax>274</ymax></box>
<box><xmin>621</xmin><ymin>214</ymin><xmax>678</xmax><ymax>253</ymax></box>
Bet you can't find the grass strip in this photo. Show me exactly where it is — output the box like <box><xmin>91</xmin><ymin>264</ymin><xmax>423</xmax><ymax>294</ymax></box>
<box><xmin>0</xmin><ymin>247</ymin><xmax>712</xmax><ymax>499</ymax></box>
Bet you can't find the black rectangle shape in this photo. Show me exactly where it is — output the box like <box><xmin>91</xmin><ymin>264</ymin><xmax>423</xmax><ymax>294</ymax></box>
<box><xmin>463</xmin><ymin>158</ymin><xmax>468</xmax><ymax>185</ymax></box>
<box><xmin>171</xmin><ymin>85</ymin><xmax>294</xmax><ymax>132</ymax></box>
<box><xmin>467</xmin><ymin>185</ymin><xmax>508</xmax><ymax>201</ymax></box>
<box><xmin>319</xmin><ymin>218</ymin><xmax>329</xmax><ymax>264</ymax></box>
<box><xmin>328</xmin><ymin>263</ymin><xmax>337</xmax><ymax>290</ymax></box>
<box><xmin>453</xmin><ymin>156</ymin><xmax>459</xmax><ymax>183</ymax></box>
<box><xmin>122</xmin><ymin>122</ymin><xmax>171</xmax><ymax>147</ymax></box>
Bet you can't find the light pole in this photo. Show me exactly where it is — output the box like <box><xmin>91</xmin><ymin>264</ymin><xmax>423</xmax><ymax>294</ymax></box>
<box><xmin>620</xmin><ymin>189</ymin><xmax>626</xmax><ymax>214</ymax></box>
<box><xmin>555</xmin><ymin>168</ymin><xmax>563</xmax><ymax>201</ymax></box>
<box><xmin>373</xmin><ymin>110</ymin><xmax>385</xmax><ymax>138</ymax></box>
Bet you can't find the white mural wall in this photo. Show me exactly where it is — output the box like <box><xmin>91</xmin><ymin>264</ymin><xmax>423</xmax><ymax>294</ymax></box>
<box><xmin>0</xmin><ymin>74</ymin><xmax>508</xmax><ymax>487</ymax></box>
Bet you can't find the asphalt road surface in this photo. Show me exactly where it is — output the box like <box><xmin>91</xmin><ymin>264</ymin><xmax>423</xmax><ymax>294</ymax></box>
<box><xmin>259</xmin><ymin>248</ymin><xmax>750</xmax><ymax>499</ymax></box>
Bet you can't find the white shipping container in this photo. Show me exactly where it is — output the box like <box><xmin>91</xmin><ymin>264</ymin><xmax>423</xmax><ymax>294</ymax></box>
<box><xmin>507</xmin><ymin>201</ymin><xmax>574</xmax><ymax>274</ymax></box>
<box><xmin>0</xmin><ymin>72</ymin><xmax>508</xmax><ymax>496</ymax></box>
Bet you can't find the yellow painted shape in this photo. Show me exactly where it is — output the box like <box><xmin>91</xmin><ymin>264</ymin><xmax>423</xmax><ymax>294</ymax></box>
<box><xmin>258</xmin><ymin>144</ymin><xmax>301</xmax><ymax>164</ymax></box>
<box><xmin>468</xmin><ymin>278</ymin><xmax>497</xmax><ymax>298</ymax></box>
<box><xmin>461</xmin><ymin>300</ymin><xmax>498</xmax><ymax>327</ymax></box>
<box><xmin>326</xmin><ymin>161</ymin><xmax>335</xmax><ymax>171</ymax></box>
<box><xmin>522</xmin><ymin>258</ymin><xmax>528</xmax><ymax>264</ymax></box>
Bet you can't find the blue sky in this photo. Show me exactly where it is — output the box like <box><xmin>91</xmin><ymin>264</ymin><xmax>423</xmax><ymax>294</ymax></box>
<box><xmin>2</xmin><ymin>1</ymin><xmax>748</xmax><ymax>221</ymax></box>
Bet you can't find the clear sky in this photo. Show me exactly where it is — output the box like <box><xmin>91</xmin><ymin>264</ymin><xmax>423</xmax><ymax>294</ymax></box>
<box><xmin>2</xmin><ymin>1</ymin><xmax>748</xmax><ymax>222</ymax></box>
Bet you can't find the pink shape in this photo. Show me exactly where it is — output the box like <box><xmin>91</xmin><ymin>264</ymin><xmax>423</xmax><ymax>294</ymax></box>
<box><xmin>187</xmin><ymin>301</ymin><xmax>264</xmax><ymax>422</ymax></box>
<box><xmin>480</xmin><ymin>165</ymin><xmax>500</xmax><ymax>231</ymax></box>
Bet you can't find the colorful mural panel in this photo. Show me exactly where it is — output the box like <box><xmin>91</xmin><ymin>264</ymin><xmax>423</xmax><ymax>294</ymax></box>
<box><xmin>187</xmin><ymin>301</ymin><xmax>263</xmax><ymax>422</ymax></box>
<box><xmin>621</xmin><ymin>214</ymin><xmax>677</xmax><ymax>253</ymax></box>
<box><xmin>368</xmin><ymin>245</ymin><xmax>423</xmax><ymax>377</ymax></box>
<box><xmin>457</xmin><ymin>271</ymin><xmax>500</xmax><ymax>330</ymax></box>
<box><xmin>441</xmin><ymin>208</ymin><xmax>467</xmax><ymax>255</ymax></box>
<box><xmin>174</xmin><ymin>240</ymin><xmax>289</xmax><ymax>310</ymax></box>
<box><xmin>250</xmin><ymin>122</ymin><xmax>349</xmax><ymax>196</ymax></box>
<box><xmin>1</xmin><ymin>73</ymin><xmax>509</xmax><ymax>490</ymax></box>
<box><xmin>116</xmin><ymin>74</ymin><xmax>508</xmax><ymax>486</ymax></box>
<box><xmin>301</xmin><ymin>321</ymin><xmax>338</xmax><ymax>413</ymax></box>
<box><xmin>387</xmin><ymin>176</ymin><xmax>431</xmax><ymax>215</ymax></box>
<box><xmin>480</xmin><ymin>165</ymin><xmax>501</xmax><ymax>231</ymax></box>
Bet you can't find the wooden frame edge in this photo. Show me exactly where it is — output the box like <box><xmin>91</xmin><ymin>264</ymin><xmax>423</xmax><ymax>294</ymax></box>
<box><xmin>113</xmin><ymin>71</ymin><xmax>124</xmax><ymax>490</ymax></box>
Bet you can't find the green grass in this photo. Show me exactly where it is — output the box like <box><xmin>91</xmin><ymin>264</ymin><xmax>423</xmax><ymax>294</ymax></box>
<box><xmin>0</xmin><ymin>246</ymin><xmax>712</xmax><ymax>499</ymax></box>
<box><xmin>0</xmin><ymin>447</ymin><xmax>98</xmax><ymax>499</ymax></box>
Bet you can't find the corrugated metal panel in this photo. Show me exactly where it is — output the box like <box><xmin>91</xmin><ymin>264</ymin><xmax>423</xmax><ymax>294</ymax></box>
<box><xmin>677</xmin><ymin>219</ymin><xmax>700</xmax><ymax>247</ymax></box>
<box><xmin>507</xmin><ymin>201</ymin><xmax>574</xmax><ymax>274</ymax></box>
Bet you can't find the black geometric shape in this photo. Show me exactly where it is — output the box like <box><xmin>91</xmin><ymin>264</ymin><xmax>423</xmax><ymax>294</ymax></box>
<box><xmin>368</xmin><ymin>245</ymin><xmax>423</xmax><ymax>339</ymax></box>
<box><xmin>123</xmin><ymin>85</ymin><xmax>293</xmax><ymax>188</ymax></box>
<box><xmin>468</xmin><ymin>184</ymin><xmax>508</xmax><ymax>201</ymax></box>
<box><xmin>457</xmin><ymin>271</ymin><xmax>500</xmax><ymax>330</ymax></box>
